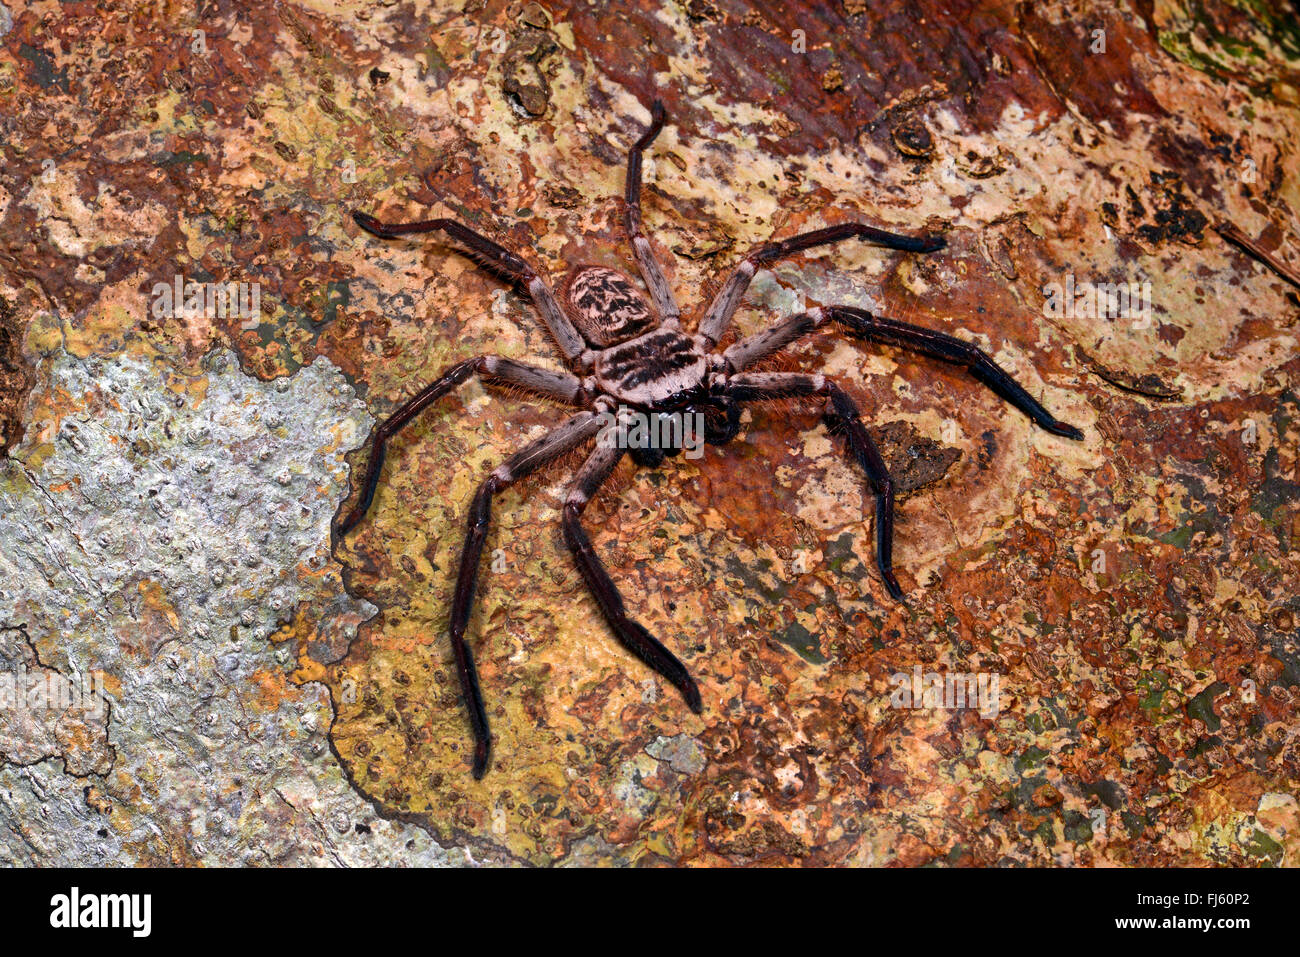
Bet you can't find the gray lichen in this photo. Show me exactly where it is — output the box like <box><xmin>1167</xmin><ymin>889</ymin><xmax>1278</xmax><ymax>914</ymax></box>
<box><xmin>0</xmin><ymin>348</ymin><xmax>466</xmax><ymax>865</ymax></box>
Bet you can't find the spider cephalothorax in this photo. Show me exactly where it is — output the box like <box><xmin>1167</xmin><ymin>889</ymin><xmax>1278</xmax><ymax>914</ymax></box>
<box><xmin>560</xmin><ymin>266</ymin><xmax>659</xmax><ymax>346</ymax></box>
<box><xmin>339</xmin><ymin>99</ymin><xmax>1083</xmax><ymax>778</ymax></box>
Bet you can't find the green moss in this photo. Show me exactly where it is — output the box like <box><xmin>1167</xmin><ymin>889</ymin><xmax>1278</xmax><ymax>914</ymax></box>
<box><xmin>1185</xmin><ymin>681</ymin><xmax>1227</xmax><ymax>732</ymax></box>
<box><xmin>1138</xmin><ymin>670</ymin><xmax>1171</xmax><ymax>712</ymax></box>
<box><xmin>775</xmin><ymin>620</ymin><xmax>826</xmax><ymax>664</ymax></box>
<box><xmin>1157</xmin><ymin>0</ymin><xmax>1300</xmax><ymax>101</ymax></box>
<box><xmin>1242</xmin><ymin>827</ymin><xmax>1283</xmax><ymax>864</ymax></box>
<box><xmin>1015</xmin><ymin>746</ymin><xmax>1049</xmax><ymax>773</ymax></box>
<box><xmin>1063</xmin><ymin>809</ymin><xmax>1094</xmax><ymax>845</ymax></box>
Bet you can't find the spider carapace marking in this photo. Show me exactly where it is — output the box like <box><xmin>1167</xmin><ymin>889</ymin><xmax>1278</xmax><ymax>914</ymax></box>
<box><xmin>594</xmin><ymin>329</ymin><xmax>708</xmax><ymax>408</ymax></box>
<box><xmin>339</xmin><ymin>97</ymin><xmax>1085</xmax><ymax>779</ymax></box>
<box><xmin>560</xmin><ymin>265</ymin><xmax>659</xmax><ymax>347</ymax></box>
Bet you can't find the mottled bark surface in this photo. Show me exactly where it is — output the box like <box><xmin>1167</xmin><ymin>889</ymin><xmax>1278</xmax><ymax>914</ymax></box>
<box><xmin>0</xmin><ymin>0</ymin><xmax>1297</xmax><ymax>865</ymax></box>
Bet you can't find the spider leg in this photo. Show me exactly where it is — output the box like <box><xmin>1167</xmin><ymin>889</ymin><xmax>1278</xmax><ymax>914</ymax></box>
<box><xmin>698</xmin><ymin>223</ymin><xmax>946</xmax><ymax>344</ymax></box>
<box><xmin>722</xmin><ymin>306</ymin><xmax>1084</xmax><ymax>439</ymax></box>
<box><xmin>336</xmin><ymin>355</ymin><xmax>587</xmax><ymax>536</ymax></box>
<box><xmin>727</xmin><ymin>371</ymin><xmax>905</xmax><ymax>600</ymax></box>
<box><xmin>353</xmin><ymin>210</ymin><xmax>589</xmax><ymax>364</ymax></box>
<box><xmin>721</xmin><ymin>310</ymin><xmax>823</xmax><ymax>371</ymax></box>
<box><xmin>561</xmin><ymin>430</ymin><xmax>703</xmax><ymax>713</ymax></box>
<box><xmin>446</xmin><ymin>412</ymin><xmax>607</xmax><ymax>778</ymax></box>
<box><xmin>624</xmin><ymin>100</ymin><xmax>681</xmax><ymax>326</ymax></box>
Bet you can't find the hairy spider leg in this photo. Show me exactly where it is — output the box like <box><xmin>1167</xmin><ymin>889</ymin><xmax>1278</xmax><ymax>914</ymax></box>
<box><xmin>352</xmin><ymin>211</ymin><xmax>589</xmax><ymax>363</ymax></box>
<box><xmin>722</xmin><ymin>307</ymin><xmax>1084</xmax><ymax>440</ymax></box>
<box><xmin>449</xmin><ymin>412</ymin><xmax>607</xmax><ymax>778</ymax></box>
<box><xmin>335</xmin><ymin>355</ymin><xmax>585</xmax><ymax>536</ymax></box>
<box><xmin>697</xmin><ymin>222</ymin><xmax>947</xmax><ymax>344</ymax></box>
<box><xmin>727</xmin><ymin>371</ymin><xmax>905</xmax><ymax>600</ymax></box>
<box><xmin>624</xmin><ymin>99</ymin><xmax>681</xmax><ymax>326</ymax></box>
<box><xmin>724</xmin><ymin>305</ymin><xmax>1084</xmax><ymax>597</ymax></box>
<box><xmin>828</xmin><ymin>306</ymin><xmax>1084</xmax><ymax>439</ymax></box>
<box><xmin>561</xmin><ymin>430</ymin><xmax>703</xmax><ymax>714</ymax></box>
<box><xmin>721</xmin><ymin>309</ymin><xmax>823</xmax><ymax>371</ymax></box>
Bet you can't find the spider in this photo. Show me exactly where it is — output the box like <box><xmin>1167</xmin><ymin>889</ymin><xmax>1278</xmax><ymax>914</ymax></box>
<box><xmin>338</xmin><ymin>99</ymin><xmax>1084</xmax><ymax>779</ymax></box>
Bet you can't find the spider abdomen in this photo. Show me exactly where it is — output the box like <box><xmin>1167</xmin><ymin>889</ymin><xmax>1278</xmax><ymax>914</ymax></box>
<box><xmin>594</xmin><ymin>328</ymin><xmax>707</xmax><ymax>408</ymax></box>
<box><xmin>561</xmin><ymin>265</ymin><xmax>658</xmax><ymax>347</ymax></box>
